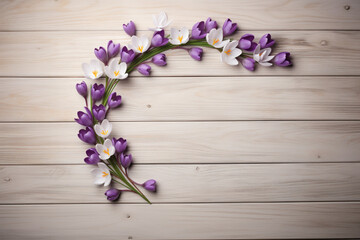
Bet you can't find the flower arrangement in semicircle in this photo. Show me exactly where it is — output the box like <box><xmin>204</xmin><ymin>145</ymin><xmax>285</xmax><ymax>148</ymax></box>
<box><xmin>75</xmin><ymin>12</ymin><xmax>292</xmax><ymax>203</ymax></box>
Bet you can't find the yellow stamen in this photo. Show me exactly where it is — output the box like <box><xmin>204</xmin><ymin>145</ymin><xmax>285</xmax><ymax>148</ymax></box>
<box><xmin>103</xmin><ymin>148</ymin><xmax>110</xmax><ymax>155</ymax></box>
<box><xmin>113</xmin><ymin>70</ymin><xmax>119</xmax><ymax>77</ymax></box>
<box><xmin>101</xmin><ymin>130</ymin><xmax>108</xmax><ymax>135</ymax></box>
<box><xmin>102</xmin><ymin>171</ymin><xmax>108</xmax><ymax>177</ymax></box>
<box><xmin>137</xmin><ymin>45</ymin><xmax>144</xmax><ymax>52</ymax></box>
<box><xmin>213</xmin><ymin>39</ymin><xmax>219</xmax><ymax>45</ymax></box>
<box><xmin>225</xmin><ymin>49</ymin><xmax>232</xmax><ymax>55</ymax></box>
<box><xmin>177</xmin><ymin>35</ymin><xmax>183</xmax><ymax>43</ymax></box>
<box><xmin>92</xmin><ymin>70</ymin><xmax>98</xmax><ymax>77</ymax></box>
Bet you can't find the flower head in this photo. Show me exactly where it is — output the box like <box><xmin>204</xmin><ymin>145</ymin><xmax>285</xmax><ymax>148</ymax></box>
<box><xmin>241</xmin><ymin>58</ymin><xmax>255</xmax><ymax>71</ymax></box>
<box><xmin>143</xmin><ymin>179</ymin><xmax>156</xmax><ymax>192</ymax></box>
<box><xmin>206</xmin><ymin>28</ymin><xmax>229</xmax><ymax>48</ymax></box>
<box><xmin>150</xmin><ymin>12</ymin><xmax>171</xmax><ymax>31</ymax></box>
<box><xmin>94</xmin><ymin>119</ymin><xmax>112</xmax><ymax>139</ymax></box>
<box><xmin>75</xmin><ymin>107</ymin><xmax>93</xmax><ymax>127</ymax></box>
<box><xmin>82</xmin><ymin>60</ymin><xmax>103</xmax><ymax>80</ymax></box>
<box><xmin>105</xmin><ymin>188</ymin><xmax>121</xmax><ymax>201</ymax></box>
<box><xmin>137</xmin><ymin>64</ymin><xmax>151</xmax><ymax>76</ymax></box>
<box><xmin>238</xmin><ymin>34</ymin><xmax>257</xmax><ymax>52</ymax></box>
<box><xmin>120</xmin><ymin>46</ymin><xmax>136</xmax><ymax>63</ymax></box>
<box><xmin>91</xmin><ymin>83</ymin><xmax>105</xmax><ymax>101</ymax></box>
<box><xmin>169</xmin><ymin>27</ymin><xmax>189</xmax><ymax>45</ymax></box>
<box><xmin>120</xmin><ymin>153</ymin><xmax>132</xmax><ymax>169</ymax></box>
<box><xmin>95</xmin><ymin>139</ymin><xmax>115</xmax><ymax>160</ymax></box>
<box><xmin>92</xmin><ymin>104</ymin><xmax>106</xmax><ymax>122</ymax></box>
<box><xmin>78</xmin><ymin>127</ymin><xmax>96</xmax><ymax>145</ymax></box>
<box><xmin>220</xmin><ymin>40</ymin><xmax>242</xmax><ymax>65</ymax></box>
<box><xmin>222</xmin><ymin>18</ymin><xmax>237</xmax><ymax>36</ymax></box>
<box><xmin>76</xmin><ymin>81</ymin><xmax>87</xmax><ymax>98</ymax></box>
<box><xmin>107</xmin><ymin>40</ymin><xmax>120</xmax><ymax>59</ymax></box>
<box><xmin>151</xmin><ymin>30</ymin><xmax>169</xmax><ymax>47</ymax></box>
<box><xmin>104</xmin><ymin>58</ymin><xmax>128</xmax><ymax>79</ymax></box>
<box><xmin>84</xmin><ymin>148</ymin><xmax>100</xmax><ymax>165</ymax></box>
<box><xmin>152</xmin><ymin>54</ymin><xmax>167</xmax><ymax>66</ymax></box>
<box><xmin>259</xmin><ymin>33</ymin><xmax>275</xmax><ymax>48</ymax></box>
<box><xmin>108</xmin><ymin>92</ymin><xmax>122</xmax><ymax>109</ymax></box>
<box><xmin>91</xmin><ymin>162</ymin><xmax>111</xmax><ymax>186</ymax></box>
<box><xmin>94</xmin><ymin>47</ymin><xmax>108</xmax><ymax>65</ymax></box>
<box><xmin>112</xmin><ymin>137</ymin><xmax>127</xmax><ymax>153</ymax></box>
<box><xmin>274</xmin><ymin>52</ymin><xmax>292</xmax><ymax>67</ymax></box>
<box><xmin>123</xmin><ymin>21</ymin><xmax>136</xmax><ymax>36</ymax></box>
<box><xmin>189</xmin><ymin>47</ymin><xmax>203</xmax><ymax>61</ymax></box>
<box><xmin>129</xmin><ymin>36</ymin><xmax>150</xmax><ymax>54</ymax></box>
<box><xmin>253</xmin><ymin>44</ymin><xmax>274</xmax><ymax>67</ymax></box>
<box><xmin>191</xmin><ymin>21</ymin><xmax>206</xmax><ymax>39</ymax></box>
<box><xmin>205</xmin><ymin>17</ymin><xmax>217</xmax><ymax>33</ymax></box>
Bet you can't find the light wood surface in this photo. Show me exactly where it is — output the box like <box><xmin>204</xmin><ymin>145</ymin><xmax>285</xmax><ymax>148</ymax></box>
<box><xmin>0</xmin><ymin>0</ymin><xmax>360</xmax><ymax>239</ymax></box>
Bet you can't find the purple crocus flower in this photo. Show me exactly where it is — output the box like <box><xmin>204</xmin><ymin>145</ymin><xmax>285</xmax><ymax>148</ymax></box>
<box><xmin>152</xmin><ymin>54</ymin><xmax>167</xmax><ymax>66</ymax></box>
<box><xmin>84</xmin><ymin>148</ymin><xmax>100</xmax><ymax>164</ymax></box>
<box><xmin>108</xmin><ymin>92</ymin><xmax>122</xmax><ymax>109</ymax></box>
<box><xmin>222</xmin><ymin>18</ymin><xmax>237</xmax><ymax>36</ymax></box>
<box><xmin>143</xmin><ymin>179</ymin><xmax>156</xmax><ymax>192</ymax></box>
<box><xmin>205</xmin><ymin>17</ymin><xmax>217</xmax><ymax>33</ymax></box>
<box><xmin>137</xmin><ymin>64</ymin><xmax>151</xmax><ymax>76</ymax></box>
<box><xmin>112</xmin><ymin>137</ymin><xmax>127</xmax><ymax>153</ymax></box>
<box><xmin>189</xmin><ymin>47</ymin><xmax>203</xmax><ymax>61</ymax></box>
<box><xmin>151</xmin><ymin>30</ymin><xmax>169</xmax><ymax>47</ymax></box>
<box><xmin>259</xmin><ymin>33</ymin><xmax>275</xmax><ymax>48</ymax></box>
<box><xmin>76</xmin><ymin>81</ymin><xmax>87</xmax><ymax>98</ymax></box>
<box><xmin>75</xmin><ymin>107</ymin><xmax>93</xmax><ymax>127</ymax></box>
<box><xmin>241</xmin><ymin>58</ymin><xmax>255</xmax><ymax>71</ymax></box>
<box><xmin>91</xmin><ymin>83</ymin><xmax>105</xmax><ymax>101</ymax></box>
<box><xmin>120</xmin><ymin>153</ymin><xmax>132</xmax><ymax>169</ymax></box>
<box><xmin>94</xmin><ymin>46</ymin><xmax>108</xmax><ymax>65</ymax></box>
<box><xmin>192</xmin><ymin>21</ymin><xmax>207</xmax><ymax>39</ymax></box>
<box><xmin>274</xmin><ymin>52</ymin><xmax>292</xmax><ymax>67</ymax></box>
<box><xmin>78</xmin><ymin>127</ymin><xmax>96</xmax><ymax>144</ymax></box>
<box><xmin>107</xmin><ymin>40</ymin><xmax>120</xmax><ymax>59</ymax></box>
<box><xmin>238</xmin><ymin>34</ymin><xmax>257</xmax><ymax>52</ymax></box>
<box><xmin>92</xmin><ymin>104</ymin><xmax>106</xmax><ymax>121</ymax></box>
<box><xmin>120</xmin><ymin>46</ymin><xmax>136</xmax><ymax>64</ymax></box>
<box><xmin>123</xmin><ymin>21</ymin><xmax>136</xmax><ymax>36</ymax></box>
<box><xmin>105</xmin><ymin>188</ymin><xmax>121</xmax><ymax>201</ymax></box>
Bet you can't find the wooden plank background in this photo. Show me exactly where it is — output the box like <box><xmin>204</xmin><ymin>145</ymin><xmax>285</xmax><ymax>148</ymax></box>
<box><xmin>0</xmin><ymin>0</ymin><xmax>360</xmax><ymax>239</ymax></box>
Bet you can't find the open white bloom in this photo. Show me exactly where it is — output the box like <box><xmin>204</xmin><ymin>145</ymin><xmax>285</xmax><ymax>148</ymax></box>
<box><xmin>129</xmin><ymin>36</ymin><xmax>150</xmax><ymax>53</ymax></box>
<box><xmin>206</xmin><ymin>28</ymin><xmax>229</xmax><ymax>48</ymax></box>
<box><xmin>220</xmin><ymin>40</ymin><xmax>242</xmax><ymax>66</ymax></box>
<box><xmin>253</xmin><ymin>44</ymin><xmax>274</xmax><ymax>67</ymax></box>
<box><xmin>94</xmin><ymin>119</ymin><xmax>112</xmax><ymax>138</ymax></box>
<box><xmin>104</xmin><ymin>58</ymin><xmax>128</xmax><ymax>79</ymax></box>
<box><xmin>91</xmin><ymin>162</ymin><xmax>111</xmax><ymax>186</ymax></box>
<box><xmin>96</xmin><ymin>139</ymin><xmax>115</xmax><ymax>160</ymax></box>
<box><xmin>82</xmin><ymin>59</ymin><xmax>103</xmax><ymax>80</ymax></box>
<box><xmin>150</xmin><ymin>11</ymin><xmax>171</xmax><ymax>31</ymax></box>
<box><xmin>169</xmin><ymin>27</ymin><xmax>189</xmax><ymax>45</ymax></box>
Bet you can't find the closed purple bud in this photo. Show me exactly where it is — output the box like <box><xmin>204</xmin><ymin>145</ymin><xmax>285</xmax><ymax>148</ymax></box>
<box><xmin>274</xmin><ymin>52</ymin><xmax>292</xmax><ymax>67</ymax></box>
<box><xmin>152</xmin><ymin>54</ymin><xmax>167</xmax><ymax>66</ymax></box>
<box><xmin>205</xmin><ymin>17</ymin><xmax>217</xmax><ymax>33</ymax></box>
<box><xmin>94</xmin><ymin>46</ymin><xmax>108</xmax><ymax>65</ymax></box>
<box><xmin>151</xmin><ymin>30</ymin><xmax>169</xmax><ymax>47</ymax></box>
<box><xmin>75</xmin><ymin>107</ymin><xmax>93</xmax><ymax>127</ymax></box>
<box><xmin>91</xmin><ymin>83</ymin><xmax>105</xmax><ymax>101</ymax></box>
<box><xmin>120</xmin><ymin>46</ymin><xmax>136</xmax><ymax>64</ymax></box>
<box><xmin>191</xmin><ymin>21</ymin><xmax>207</xmax><ymax>39</ymax></box>
<box><xmin>107</xmin><ymin>40</ymin><xmax>120</xmax><ymax>59</ymax></box>
<box><xmin>78</xmin><ymin>127</ymin><xmax>96</xmax><ymax>144</ymax></box>
<box><xmin>108</xmin><ymin>92</ymin><xmax>122</xmax><ymax>109</ymax></box>
<box><xmin>112</xmin><ymin>137</ymin><xmax>127</xmax><ymax>153</ymax></box>
<box><xmin>143</xmin><ymin>179</ymin><xmax>156</xmax><ymax>192</ymax></box>
<box><xmin>105</xmin><ymin>188</ymin><xmax>121</xmax><ymax>201</ymax></box>
<box><xmin>189</xmin><ymin>47</ymin><xmax>203</xmax><ymax>61</ymax></box>
<box><xmin>120</xmin><ymin>153</ymin><xmax>132</xmax><ymax>168</ymax></box>
<box><xmin>123</xmin><ymin>21</ymin><xmax>136</xmax><ymax>36</ymax></box>
<box><xmin>259</xmin><ymin>33</ymin><xmax>275</xmax><ymax>48</ymax></box>
<box><xmin>238</xmin><ymin>34</ymin><xmax>257</xmax><ymax>52</ymax></box>
<box><xmin>137</xmin><ymin>64</ymin><xmax>151</xmax><ymax>76</ymax></box>
<box><xmin>241</xmin><ymin>58</ymin><xmax>255</xmax><ymax>71</ymax></box>
<box><xmin>92</xmin><ymin>104</ymin><xmax>106</xmax><ymax>121</ymax></box>
<box><xmin>76</xmin><ymin>81</ymin><xmax>87</xmax><ymax>98</ymax></box>
<box><xmin>84</xmin><ymin>148</ymin><xmax>100</xmax><ymax>164</ymax></box>
<box><xmin>222</xmin><ymin>18</ymin><xmax>237</xmax><ymax>36</ymax></box>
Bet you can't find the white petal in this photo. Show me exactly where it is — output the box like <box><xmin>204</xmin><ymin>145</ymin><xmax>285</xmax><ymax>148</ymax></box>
<box><xmin>231</xmin><ymin>48</ymin><xmax>242</xmax><ymax>58</ymax></box>
<box><xmin>206</xmin><ymin>33</ymin><xmax>211</xmax><ymax>45</ymax></box>
<box><xmin>94</xmin><ymin>124</ymin><xmax>102</xmax><ymax>137</ymax></box>
<box><xmin>170</xmin><ymin>28</ymin><xmax>177</xmax><ymax>39</ymax></box>
<box><xmin>104</xmin><ymin>175</ymin><xmax>112</xmax><ymax>186</ymax></box>
<box><xmin>263</xmin><ymin>55</ymin><xmax>275</xmax><ymax>62</ymax></box>
<box><xmin>119</xmin><ymin>73</ymin><xmax>128</xmax><ymax>80</ymax></box>
<box><xmin>109</xmin><ymin>146</ymin><xmax>115</xmax><ymax>156</ymax></box>
<box><xmin>119</xmin><ymin>62</ymin><xmax>127</xmax><ymax>75</ymax></box>
<box><xmin>254</xmin><ymin>44</ymin><xmax>261</xmax><ymax>55</ymax></box>
<box><xmin>81</xmin><ymin>63</ymin><xmax>90</xmax><ymax>76</ymax></box>
<box><xmin>104</xmin><ymin>138</ymin><xmax>113</xmax><ymax>149</ymax></box>
<box><xmin>259</xmin><ymin>62</ymin><xmax>273</xmax><ymax>67</ymax></box>
<box><xmin>98</xmin><ymin>162</ymin><xmax>109</xmax><ymax>172</ymax></box>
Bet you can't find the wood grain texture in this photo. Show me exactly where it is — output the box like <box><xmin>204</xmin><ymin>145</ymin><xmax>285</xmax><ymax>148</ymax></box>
<box><xmin>0</xmin><ymin>0</ymin><xmax>359</xmax><ymax>31</ymax></box>
<box><xmin>1</xmin><ymin>121</ymin><xmax>360</xmax><ymax>165</ymax></box>
<box><xmin>1</xmin><ymin>31</ymin><xmax>360</xmax><ymax>77</ymax></box>
<box><xmin>1</xmin><ymin>203</ymin><xmax>359</xmax><ymax>239</ymax></box>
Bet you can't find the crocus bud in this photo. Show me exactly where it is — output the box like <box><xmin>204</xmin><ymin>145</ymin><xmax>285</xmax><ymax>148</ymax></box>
<box><xmin>143</xmin><ymin>179</ymin><xmax>156</xmax><ymax>192</ymax></box>
<box><xmin>107</xmin><ymin>40</ymin><xmax>120</xmax><ymax>59</ymax></box>
<box><xmin>189</xmin><ymin>47</ymin><xmax>203</xmax><ymax>61</ymax></box>
<box><xmin>151</xmin><ymin>30</ymin><xmax>169</xmax><ymax>47</ymax></box>
<box><xmin>222</xmin><ymin>18</ymin><xmax>237</xmax><ymax>36</ymax></box>
<box><xmin>241</xmin><ymin>58</ymin><xmax>255</xmax><ymax>71</ymax></box>
<box><xmin>120</xmin><ymin>153</ymin><xmax>132</xmax><ymax>168</ymax></box>
<box><xmin>191</xmin><ymin>21</ymin><xmax>206</xmax><ymax>39</ymax></box>
<box><xmin>274</xmin><ymin>52</ymin><xmax>292</xmax><ymax>67</ymax></box>
<box><xmin>78</xmin><ymin>127</ymin><xmax>96</xmax><ymax>144</ymax></box>
<box><xmin>105</xmin><ymin>188</ymin><xmax>121</xmax><ymax>201</ymax></box>
<box><xmin>205</xmin><ymin>17</ymin><xmax>217</xmax><ymax>33</ymax></box>
<box><xmin>76</xmin><ymin>81</ymin><xmax>88</xmax><ymax>98</ymax></box>
<box><xmin>152</xmin><ymin>54</ymin><xmax>167</xmax><ymax>66</ymax></box>
<box><xmin>123</xmin><ymin>21</ymin><xmax>136</xmax><ymax>36</ymax></box>
<box><xmin>137</xmin><ymin>64</ymin><xmax>151</xmax><ymax>76</ymax></box>
<box><xmin>94</xmin><ymin>46</ymin><xmax>108</xmax><ymax>65</ymax></box>
<box><xmin>112</xmin><ymin>137</ymin><xmax>127</xmax><ymax>153</ymax></box>
<box><xmin>259</xmin><ymin>33</ymin><xmax>275</xmax><ymax>48</ymax></box>
<box><xmin>238</xmin><ymin>34</ymin><xmax>257</xmax><ymax>52</ymax></box>
<box><xmin>84</xmin><ymin>148</ymin><xmax>100</xmax><ymax>164</ymax></box>
<box><xmin>108</xmin><ymin>92</ymin><xmax>122</xmax><ymax>109</ymax></box>
<box><xmin>75</xmin><ymin>107</ymin><xmax>93</xmax><ymax>127</ymax></box>
<box><xmin>92</xmin><ymin>104</ymin><xmax>106</xmax><ymax>121</ymax></box>
<box><xmin>120</xmin><ymin>46</ymin><xmax>136</xmax><ymax>63</ymax></box>
<box><xmin>91</xmin><ymin>83</ymin><xmax>105</xmax><ymax>101</ymax></box>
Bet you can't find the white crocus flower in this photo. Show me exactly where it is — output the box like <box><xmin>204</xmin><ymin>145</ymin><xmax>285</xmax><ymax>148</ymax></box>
<box><xmin>220</xmin><ymin>40</ymin><xmax>242</xmax><ymax>66</ymax></box>
<box><xmin>104</xmin><ymin>58</ymin><xmax>128</xmax><ymax>79</ymax></box>
<box><xmin>206</xmin><ymin>28</ymin><xmax>229</xmax><ymax>48</ymax></box>
<box><xmin>169</xmin><ymin>27</ymin><xmax>189</xmax><ymax>45</ymax></box>
<box><xmin>81</xmin><ymin>59</ymin><xmax>103</xmax><ymax>80</ymax></box>
<box><xmin>253</xmin><ymin>44</ymin><xmax>274</xmax><ymax>67</ymax></box>
<box><xmin>91</xmin><ymin>162</ymin><xmax>111</xmax><ymax>186</ymax></box>
<box><xmin>150</xmin><ymin>11</ymin><xmax>171</xmax><ymax>31</ymax></box>
<box><xmin>129</xmin><ymin>36</ymin><xmax>150</xmax><ymax>54</ymax></box>
<box><xmin>96</xmin><ymin>139</ymin><xmax>115</xmax><ymax>160</ymax></box>
<box><xmin>94</xmin><ymin>119</ymin><xmax>112</xmax><ymax>138</ymax></box>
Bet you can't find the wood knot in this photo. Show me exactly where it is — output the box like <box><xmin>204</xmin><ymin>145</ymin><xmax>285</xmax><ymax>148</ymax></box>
<box><xmin>128</xmin><ymin>236</ymin><xmax>133</xmax><ymax>239</ymax></box>
<box><xmin>196</xmin><ymin>166</ymin><xmax>200</xmax><ymax>171</ymax></box>
<box><xmin>126</xmin><ymin>214</ymin><xmax>131</xmax><ymax>219</ymax></box>
<box><xmin>146</xmin><ymin>104</ymin><xmax>151</xmax><ymax>108</ymax></box>
<box><xmin>3</xmin><ymin>177</ymin><xmax>11</xmax><ymax>182</ymax></box>
<box><xmin>344</xmin><ymin>5</ymin><xmax>350</xmax><ymax>10</ymax></box>
<box><xmin>320</xmin><ymin>40</ymin><xmax>327</xmax><ymax>46</ymax></box>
